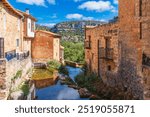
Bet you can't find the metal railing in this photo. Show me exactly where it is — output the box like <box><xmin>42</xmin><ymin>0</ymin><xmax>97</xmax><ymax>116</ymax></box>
<box><xmin>5</xmin><ymin>50</ymin><xmax>30</xmax><ymax>61</ymax></box>
<box><xmin>16</xmin><ymin>51</ymin><xmax>30</xmax><ymax>61</ymax></box>
<box><xmin>5</xmin><ymin>50</ymin><xmax>16</xmax><ymax>61</ymax></box>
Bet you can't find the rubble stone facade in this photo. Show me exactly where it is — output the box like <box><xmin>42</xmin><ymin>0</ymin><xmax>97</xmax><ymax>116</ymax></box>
<box><xmin>32</xmin><ymin>30</ymin><xmax>61</xmax><ymax>63</ymax></box>
<box><xmin>0</xmin><ymin>0</ymin><xmax>36</xmax><ymax>99</ymax></box>
<box><xmin>85</xmin><ymin>0</ymin><xmax>150</xmax><ymax>99</ymax></box>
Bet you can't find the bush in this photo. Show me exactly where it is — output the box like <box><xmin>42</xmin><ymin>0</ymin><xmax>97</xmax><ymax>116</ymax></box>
<box><xmin>47</xmin><ymin>60</ymin><xmax>61</xmax><ymax>70</ymax></box>
<box><xmin>75</xmin><ymin>72</ymin><xmax>99</xmax><ymax>90</ymax></box>
<box><xmin>61</xmin><ymin>41</ymin><xmax>84</xmax><ymax>63</ymax></box>
<box><xmin>13</xmin><ymin>70</ymin><xmax>22</xmax><ymax>80</ymax></box>
<box><xmin>21</xmin><ymin>83</ymin><xmax>29</xmax><ymax>96</ymax></box>
<box><xmin>58</xmin><ymin>65</ymin><xmax>69</xmax><ymax>76</ymax></box>
<box><xmin>75</xmin><ymin>72</ymin><xmax>86</xmax><ymax>87</ymax></box>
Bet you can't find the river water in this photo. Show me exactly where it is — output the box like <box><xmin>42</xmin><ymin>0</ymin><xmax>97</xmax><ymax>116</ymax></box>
<box><xmin>36</xmin><ymin>66</ymin><xmax>88</xmax><ymax>100</ymax></box>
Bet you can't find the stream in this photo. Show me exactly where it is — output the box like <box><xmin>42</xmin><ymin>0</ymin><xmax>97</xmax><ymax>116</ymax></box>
<box><xmin>36</xmin><ymin>66</ymin><xmax>88</xmax><ymax>100</ymax></box>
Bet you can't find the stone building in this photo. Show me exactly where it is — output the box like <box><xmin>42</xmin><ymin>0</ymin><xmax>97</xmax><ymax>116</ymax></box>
<box><xmin>0</xmin><ymin>0</ymin><xmax>36</xmax><ymax>99</ymax></box>
<box><xmin>85</xmin><ymin>23</ymin><xmax>118</xmax><ymax>83</ymax></box>
<box><xmin>32</xmin><ymin>30</ymin><xmax>64</xmax><ymax>63</ymax></box>
<box><xmin>85</xmin><ymin>0</ymin><xmax>150</xmax><ymax>99</ymax></box>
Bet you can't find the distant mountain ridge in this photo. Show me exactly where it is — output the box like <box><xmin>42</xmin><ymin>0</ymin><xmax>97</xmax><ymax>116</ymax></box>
<box><xmin>36</xmin><ymin>20</ymin><xmax>105</xmax><ymax>42</ymax></box>
<box><xmin>50</xmin><ymin>20</ymin><xmax>105</xmax><ymax>42</ymax></box>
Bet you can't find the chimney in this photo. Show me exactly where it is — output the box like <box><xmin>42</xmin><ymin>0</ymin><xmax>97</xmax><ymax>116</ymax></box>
<box><xmin>25</xmin><ymin>8</ymin><xmax>30</xmax><ymax>14</ymax></box>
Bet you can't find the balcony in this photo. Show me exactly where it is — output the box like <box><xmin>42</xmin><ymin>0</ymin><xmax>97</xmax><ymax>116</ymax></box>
<box><xmin>5</xmin><ymin>50</ymin><xmax>30</xmax><ymax>61</ymax></box>
<box><xmin>5</xmin><ymin>50</ymin><xmax>16</xmax><ymax>61</ymax></box>
<box><xmin>16</xmin><ymin>51</ymin><xmax>30</xmax><ymax>60</ymax></box>
<box><xmin>85</xmin><ymin>41</ymin><xmax>91</xmax><ymax>49</ymax></box>
<box><xmin>99</xmin><ymin>47</ymin><xmax>113</xmax><ymax>60</ymax></box>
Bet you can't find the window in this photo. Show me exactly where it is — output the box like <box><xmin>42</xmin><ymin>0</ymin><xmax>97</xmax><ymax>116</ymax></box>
<box><xmin>85</xmin><ymin>35</ymin><xmax>91</xmax><ymax>49</ymax></box>
<box><xmin>31</xmin><ymin>20</ymin><xmax>34</xmax><ymax>32</ymax></box>
<box><xmin>3</xmin><ymin>14</ymin><xmax>6</xmax><ymax>31</ymax></box>
<box><xmin>107</xmin><ymin>65</ymin><xmax>111</xmax><ymax>71</ymax></box>
<box><xmin>0</xmin><ymin>38</ymin><xmax>4</xmax><ymax>58</ymax></box>
<box><xmin>18</xmin><ymin>19</ymin><xmax>20</xmax><ymax>31</ymax></box>
<box><xmin>106</xmin><ymin>38</ymin><xmax>111</xmax><ymax>49</ymax></box>
<box><xmin>139</xmin><ymin>0</ymin><xmax>142</xmax><ymax>16</ymax></box>
<box><xmin>28</xmin><ymin>22</ymin><xmax>30</xmax><ymax>30</ymax></box>
<box><xmin>139</xmin><ymin>22</ymin><xmax>142</xmax><ymax>39</ymax></box>
<box><xmin>16</xmin><ymin>39</ymin><xmax>19</xmax><ymax>47</ymax></box>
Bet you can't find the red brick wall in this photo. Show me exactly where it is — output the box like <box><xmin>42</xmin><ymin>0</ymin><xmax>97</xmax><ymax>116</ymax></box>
<box><xmin>32</xmin><ymin>31</ymin><xmax>54</xmax><ymax>62</ymax></box>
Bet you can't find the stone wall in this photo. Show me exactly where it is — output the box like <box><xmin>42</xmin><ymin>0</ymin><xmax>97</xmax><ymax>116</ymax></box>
<box><xmin>142</xmin><ymin>66</ymin><xmax>150</xmax><ymax>99</ymax></box>
<box><xmin>32</xmin><ymin>31</ymin><xmax>54</xmax><ymax>62</ymax></box>
<box><xmin>0</xmin><ymin>2</ymin><xmax>23</xmax><ymax>52</ymax></box>
<box><xmin>0</xmin><ymin>59</ymin><xmax>6</xmax><ymax>99</ymax></box>
<box><xmin>85</xmin><ymin>0</ymin><xmax>150</xmax><ymax>99</ymax></box>
<box><xmin>6</xmin><ymin>57</ymin><xmax>32</xmax><ymax>93</ymax></box>
<box><xmin>85</xmin><ymin>23</ymin><xmax>118</xmax><ymax>82</ymax></box>
<box><xmin>0</xmin><ymin>57</ymin><xmax>32</xmax><ymax>99</ymax></box>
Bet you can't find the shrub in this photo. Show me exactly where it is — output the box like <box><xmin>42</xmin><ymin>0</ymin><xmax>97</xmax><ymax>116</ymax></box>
<box><xmin>13</xmin><ymin>70</ymin><xmax>22</xmax><ymax>80</ymax></box>
<box><xmin>21</xmin><ymin>83</ymin><xmax>29</xmax><ymax>96</ymax></box>
<box><xmin>58</xmin><ymin>65</ymin><xmax>69</xmax><ymax>76</ymax></box>
<box><xmin>47</xmin><ymin>60</ymin><xmax>61</xmax><ymax>70</ymax></box>
<box><xmin>75</xmin><ymin>72</ymin><xmax>86</xmax><ymax>87</ymax></box>
<box><xmin>75</xmin><ymin>72</ymin><xmax>99</xmax><ymax>89</ymax></box>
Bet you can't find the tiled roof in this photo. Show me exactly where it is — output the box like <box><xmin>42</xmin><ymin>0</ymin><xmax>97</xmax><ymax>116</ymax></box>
<box><xmin>36</xmin><ymin>30</ymin><xmax>61</xmax><ymax>37</ymax></box>
<box><xmin>1</xmin><ymin>0</ymin><xmax>23</xmax><ymax>17</ymax></box>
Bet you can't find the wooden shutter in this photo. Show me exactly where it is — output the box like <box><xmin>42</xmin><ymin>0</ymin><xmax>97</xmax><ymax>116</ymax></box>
<box><xmin>0</xmin><ymin>38</ymin><xmax>4</xmax><ymax>58</ymax></box>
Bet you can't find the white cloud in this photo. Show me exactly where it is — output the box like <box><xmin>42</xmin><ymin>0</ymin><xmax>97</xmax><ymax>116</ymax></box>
<box><xmin>66</xmin><ymin>13</ymin><xmax>83</xmax><ymax>19</ymax></box>
<box><xmin>40</xmin><ymin>23</ymin><xmax>56</xmax><ymax>27</ymax></box>
<box><xmin>16</xmin><ymin>0</ymin><xmax>56</xmax><ymax>6</ymax></box>
<box><xmin>78</xmin><ymin>0</ymin><xmax>115</xmax><ymax>12</ymax></box>
<box><xmin>47</xmin><ymin>0</ymin><xmax>56</xmax><ymax>5</ymax></box>
<box><xmin>113</xmin><ymin>0</ymin><xmax>118</xmax><ymax>4</ymax></box>
<box><xmin>16</xmin><ymin>0</ymin><xmax>46</xmax><ymax>6</ymax></box>
<box><xmin>66</xmin><ymin>13</ymin><xmax>93</xmax><ymax>20</ymax></box>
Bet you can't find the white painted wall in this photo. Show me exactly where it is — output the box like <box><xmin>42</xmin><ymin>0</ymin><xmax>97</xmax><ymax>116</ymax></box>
<box><xmin>27</xmin><ymin>18</ymin><xmax>34</xmax><ymax>37</ymax></box>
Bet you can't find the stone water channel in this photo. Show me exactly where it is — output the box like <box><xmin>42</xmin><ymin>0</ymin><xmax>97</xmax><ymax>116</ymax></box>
<box><xmin>35</xmin><ymin>66</ymin><xmax>89</xmax><ymax>100</ymax></box>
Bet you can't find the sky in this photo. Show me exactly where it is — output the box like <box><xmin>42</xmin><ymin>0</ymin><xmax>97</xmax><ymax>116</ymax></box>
<box><xmin>8</xmin><ymin>0</ymin><xmax>118</xmax><ymax>27</ymax></box>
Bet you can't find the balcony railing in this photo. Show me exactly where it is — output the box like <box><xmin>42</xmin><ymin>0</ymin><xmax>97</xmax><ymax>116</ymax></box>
<box><xmin>5</xmin><ymin>50</ymin><xmax>16</xmax><ymax>61</ymax></box>
<box><xmin>84</xmin><ymin>41</ymin><xmax>91</xmax><ymax>49</ymax></box>
<box><xmin>99</xmin><ymin>47</ymin><xmax>113</xmax><ymax>60</ymax></box>
<box><xmin>17</xmin><ymin>51</ymin><xmax>30</xmax><ymax>60</ymax></box>
<box><xmin>5</xmin><ymin>50</ymin><xmax>30</xmax><ymax>61</ymax></box>
<box><xmin>142</xmin><ymin>53</ymin><xmax>150</xmax><ymax>67</ymax></box>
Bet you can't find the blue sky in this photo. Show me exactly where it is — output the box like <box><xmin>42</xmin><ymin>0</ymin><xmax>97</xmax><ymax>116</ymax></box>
<box><xmin>8</xmin><ymin>0</ymin><xmax>118</xmax><ymax>27</ymax></box>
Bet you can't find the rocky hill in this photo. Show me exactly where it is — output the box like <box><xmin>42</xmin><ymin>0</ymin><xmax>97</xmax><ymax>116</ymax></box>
<box><xmin>50</xmin><ymin>20</ymin><xmax>105</xmax><ymax>42</ymax></box>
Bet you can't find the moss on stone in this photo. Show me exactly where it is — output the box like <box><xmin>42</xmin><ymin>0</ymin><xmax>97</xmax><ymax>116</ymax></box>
<box><xmin>32</xmin><ymin>69</ymin><xmax>53</xmax><ymax>80</ymax></box>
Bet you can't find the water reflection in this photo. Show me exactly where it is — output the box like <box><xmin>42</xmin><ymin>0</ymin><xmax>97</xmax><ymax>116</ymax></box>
<box><xmin>36</xmin><ymin>66</ymin><xmax>88</xmax><ymax>100</ymax></box>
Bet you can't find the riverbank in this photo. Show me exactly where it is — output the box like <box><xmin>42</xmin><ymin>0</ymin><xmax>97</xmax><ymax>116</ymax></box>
<box><xmin>36</xmin><ymin>66</ymin><xmax>88</xmax><ymax>100</ymax></box>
